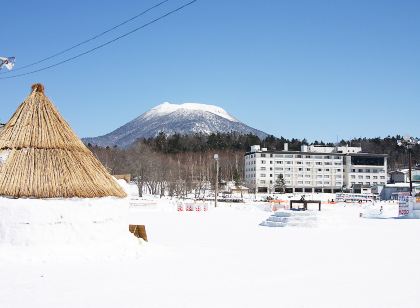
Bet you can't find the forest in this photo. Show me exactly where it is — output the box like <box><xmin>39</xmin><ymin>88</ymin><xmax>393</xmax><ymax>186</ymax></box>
<box><xmin>87</xmin><ymin>132</ymin><xmax>420</xmax><ymax>196</ymax></box>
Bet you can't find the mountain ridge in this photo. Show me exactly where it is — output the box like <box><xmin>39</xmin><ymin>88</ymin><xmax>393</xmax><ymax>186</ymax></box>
<box><xmin>83</xmin><ymin>102</ymin><xmax>269</xmax><ymax>147</ymax></box>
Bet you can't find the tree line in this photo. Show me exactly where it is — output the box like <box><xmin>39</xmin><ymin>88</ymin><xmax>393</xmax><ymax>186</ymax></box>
<box><xmin>87</xmin><ymin>133</ymin><xmax>419</xmax><ymax>196</ymax></box>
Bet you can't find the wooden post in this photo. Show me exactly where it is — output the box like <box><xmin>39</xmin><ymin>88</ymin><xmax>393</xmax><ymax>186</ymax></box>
<box><xmin>129</xmin><ymin>224</ymin><xmax>148</xmax><ymax>241</ymax></box>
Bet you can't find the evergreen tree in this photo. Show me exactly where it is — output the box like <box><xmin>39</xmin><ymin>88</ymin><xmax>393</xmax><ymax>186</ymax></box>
<box><xmin>274</xmin><ymin>174</ymin><xmax>286</xmax><ymax>193</ymax></box>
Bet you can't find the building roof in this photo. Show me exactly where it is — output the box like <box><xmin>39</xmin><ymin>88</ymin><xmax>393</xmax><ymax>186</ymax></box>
<box><xmin>0</xmin><ymin>84</ymin><xmax>126</xmax><ymax>198</ymax></box>
<box><xmin>348</xmin><ymin>153</ymin><xmax>388</xmax><ymax>157</ymax></box>
<box><xmin>245</xmin><ymin>149</ymin><xmax>387</xmax><ymax>157</ymax></box>
<box><xmin>385</xmin><ymin>183</ymin><xmax>420</xmax><ymax>188</ymax></box>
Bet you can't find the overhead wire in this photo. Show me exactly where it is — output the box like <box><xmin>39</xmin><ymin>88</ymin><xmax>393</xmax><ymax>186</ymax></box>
<box><xmin>0</xmin><ymin>0</ymin><xmax>171</xmax><ymax>75</ymax></box>
<box><xmin>0</xmin><ymin>0</ymin><xmax>197</xmax><ymax>80</ymax></box>
<box><xmin>0</xmin><ymin>0</ymin><xmax>198</xmax><ymax>79</ymax></box>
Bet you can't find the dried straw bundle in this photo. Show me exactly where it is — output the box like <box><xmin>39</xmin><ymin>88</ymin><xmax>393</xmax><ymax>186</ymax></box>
<box><xmin>0</xmin><ymin>84</ymin><xmax>126</xmax><ymax>198</ymax></box>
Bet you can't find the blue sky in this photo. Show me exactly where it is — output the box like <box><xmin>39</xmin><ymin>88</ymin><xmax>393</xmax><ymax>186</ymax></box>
<box><xmin>1</xmin><ymin>0</ymin><xmax>419</xmax><ymax>141</ymax></box>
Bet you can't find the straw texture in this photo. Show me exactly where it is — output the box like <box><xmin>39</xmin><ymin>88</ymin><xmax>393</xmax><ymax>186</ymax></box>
<box><xmin>0</xmin><ymin>84</ymin><xmax>126</xmax><ymax>198</ymax></box>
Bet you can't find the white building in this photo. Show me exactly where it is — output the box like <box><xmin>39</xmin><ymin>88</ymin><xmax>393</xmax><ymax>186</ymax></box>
<box><xmin>244</xmin><ymin>144</ymin><xmax>387</xmax><ymax>193</ymax></box>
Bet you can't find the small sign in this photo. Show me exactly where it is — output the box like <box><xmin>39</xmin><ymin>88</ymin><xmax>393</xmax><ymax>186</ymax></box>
<box><xmin>398</xmin><ymin>192</ymin><xmax>413</xmax><ymax>217</ymax></box>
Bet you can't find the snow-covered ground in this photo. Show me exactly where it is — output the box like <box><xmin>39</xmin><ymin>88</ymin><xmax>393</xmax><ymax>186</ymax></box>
<box><xmin>1</xmin><ymin>197</ymin><xmax>420</xmax><ymax>308</ymax></box>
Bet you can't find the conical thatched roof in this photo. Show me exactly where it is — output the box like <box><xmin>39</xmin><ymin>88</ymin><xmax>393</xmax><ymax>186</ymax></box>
<box><xmin>0</xmin><ymin>84</ymin><xmax>126</xmax><ymax>198</ymax></box>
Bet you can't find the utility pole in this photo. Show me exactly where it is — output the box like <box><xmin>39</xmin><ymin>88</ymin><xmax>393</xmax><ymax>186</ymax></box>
<box><xmin>397</xmin><ymin>136</ymin><xmax>420</xmax><ymax>196</ymax></box>
<box><xmin>214</xmin><ymin>154</ymin><xmax>219</xmax><ymax>207</ymax></box>
<box><xmin>408</xmin><ymin>149</ymin><xmax>413</xmax><ymax>193</ymax></box>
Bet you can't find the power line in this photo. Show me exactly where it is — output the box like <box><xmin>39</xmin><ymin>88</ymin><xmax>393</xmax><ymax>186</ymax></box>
<box><xmin>0</xmin><ymin>0</ymin><xmax>197</xmax><ymax>80</ymax></box>
<box><xmin>0</xmin><ymin>0</ymin><xmax>170</xmax><ymax>75</ymax></box>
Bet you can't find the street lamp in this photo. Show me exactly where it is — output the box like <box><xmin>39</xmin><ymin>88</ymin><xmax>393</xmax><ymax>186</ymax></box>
<box><xmin>397</xmin><ymin>136</ymin><xmax>420</xmax><ymax>195</ymax></box>
<box><xmin>214</xmin><ymin>154</ymin><xmax>219</xmax><ymax>207</ymax></box>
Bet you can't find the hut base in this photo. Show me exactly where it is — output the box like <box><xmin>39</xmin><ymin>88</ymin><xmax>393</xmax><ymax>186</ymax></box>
<box><xmin>0</xmin><ymin>197</ymin><xmax>142</xmax><ymax>259</ymax></box>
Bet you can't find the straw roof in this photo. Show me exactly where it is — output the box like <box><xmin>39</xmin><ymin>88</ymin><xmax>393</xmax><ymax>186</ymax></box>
<box><xmin>0</xmin><ymin>84</ymin><xmax>126</xmax><ymax>198</ymax></box>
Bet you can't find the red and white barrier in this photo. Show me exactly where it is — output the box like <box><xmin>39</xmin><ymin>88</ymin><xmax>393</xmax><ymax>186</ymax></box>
<box><xmin>176</xmin><ymin>201</ymin><xmax>209</xmax><ymax>212</ymax></box>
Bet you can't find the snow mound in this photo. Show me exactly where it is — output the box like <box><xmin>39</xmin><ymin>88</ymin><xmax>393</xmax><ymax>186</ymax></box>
<box><xmin>0</xmin><ymin>197</ymin><xmax>142</xmax><ymax>259</ymax></box>
<box><xmin>260</xmin><ymin>211</ymin><xmax>318</xmax><ymax>227</ymax></box>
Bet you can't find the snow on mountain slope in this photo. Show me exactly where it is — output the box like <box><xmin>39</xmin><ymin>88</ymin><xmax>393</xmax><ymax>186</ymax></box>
<box><xmin>83</xmin><ymin>102</ymin><xmax>268</xmax><ymax>148</ymax></box>
<box><xmin>144</xmin><ymin>102</ymin><xmax>238</xmax><ymax>122</ymax></box>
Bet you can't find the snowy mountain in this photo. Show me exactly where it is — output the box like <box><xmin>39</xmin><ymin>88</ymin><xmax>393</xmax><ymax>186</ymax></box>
<box><xmin>83</xmin><ymin>102</ymin><xmax>268</xmax><ymax>147</ymax></box>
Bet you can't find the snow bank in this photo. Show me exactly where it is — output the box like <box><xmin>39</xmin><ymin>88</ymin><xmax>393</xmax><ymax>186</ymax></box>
<box><xmin>0</xmin><ymin>197</ymin><xmax>142</xmax><ymax>259</ymax></box>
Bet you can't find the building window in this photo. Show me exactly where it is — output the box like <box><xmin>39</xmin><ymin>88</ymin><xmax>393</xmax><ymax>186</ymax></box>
<box><xmin>260</xmin><ymin>167</ymin><xmax>266</xmax><ymax>171</ymax></box>
<box><xmin>261</xmin><ymin>154</ymin><xmax>266</xmax><ymax>157</ymax></box>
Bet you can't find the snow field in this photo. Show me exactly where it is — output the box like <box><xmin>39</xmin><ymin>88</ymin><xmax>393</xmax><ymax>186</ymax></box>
<box><xmin>1</xmin><ymin>197</ymin><xmax>420</xmax><ymax>307</ymax></box>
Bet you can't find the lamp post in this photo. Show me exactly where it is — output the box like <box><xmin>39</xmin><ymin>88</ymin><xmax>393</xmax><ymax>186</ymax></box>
<box><xmin>214</xmin><ymin>154</ymin><xmax>219</xmax><ymax>207</ymax></box>
<box><xmin>397</xmin><ymin>136</ymin><xmax>420</xmax><ymax>195</ymax></box>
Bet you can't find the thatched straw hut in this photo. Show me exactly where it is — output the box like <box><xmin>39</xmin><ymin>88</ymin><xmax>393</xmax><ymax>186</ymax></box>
<box><xmin>0</xmin><ymin>84</ymin><xmax>126</xmax><ymax>198</ymax></box>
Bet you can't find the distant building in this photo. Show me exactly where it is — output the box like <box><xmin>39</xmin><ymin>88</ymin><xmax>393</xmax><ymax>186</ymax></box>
<box><xmin>244</xmin><ymin>144</ymin><xmax>387</xmax><ymax>193</ymax></box>
<box><xmin>379</xmin><ymin>183</ymin><xmax>420</xmax><ymax>200</ymax></box>
<box><xmin>389</xmin><ymin>168</ymin><xmax>420</xmax><ymax>184</ymax></box>
<box><xmin>389</xmin><ymin>170</ymin><xmax>409</xmax><ymax>183</ymax></box>
<box><xmin>0</xmin><ymin>123</ymin><xmax>4</xmax><ymax>132</ymax></box>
